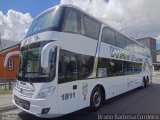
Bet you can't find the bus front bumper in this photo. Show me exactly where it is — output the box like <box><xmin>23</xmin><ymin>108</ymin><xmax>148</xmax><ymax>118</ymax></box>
<box><xmin>12</xmin><ymin>93</ymin><xmax>59</xmax><ymax>118</ymax></box>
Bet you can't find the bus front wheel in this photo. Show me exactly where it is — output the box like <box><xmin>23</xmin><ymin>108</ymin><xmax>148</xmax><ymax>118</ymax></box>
<box><xmin>90</xmin><ymin>86</ymin><xmax>103</xmax><ymax>110</ymax></box>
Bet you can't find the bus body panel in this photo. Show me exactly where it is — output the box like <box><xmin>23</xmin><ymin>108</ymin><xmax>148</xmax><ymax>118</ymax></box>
<box><xmin>57</xmin><ymin>81</ymin><xmax>79</xmax><ymax>114</ymax></box>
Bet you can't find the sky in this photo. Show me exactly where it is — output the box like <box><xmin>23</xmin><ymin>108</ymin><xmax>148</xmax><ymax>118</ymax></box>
<box><xmin>0</xmin><ymin>0</ymin><xmax>60</xmax><ymax>17</ymax></box>
<box><xmin>0</xmin><ymin>0</ymin><xmax>160</xmax><ymax>49</ymax></box>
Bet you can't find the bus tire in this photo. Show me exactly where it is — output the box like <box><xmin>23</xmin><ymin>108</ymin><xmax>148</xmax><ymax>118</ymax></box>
<box><xmin>141</xmin><ymin>78</ymin><xmax>146</xmax><ymax>89</ymax></box>
<box><xmin>90</xmin><ymin>86</ymin><xmax>103</xmax><ymax>111</ymax></box>
<box><xmin>146</xmin><ymin>76</ymin><xmax>149</xmax><ymax>87</ymax></box>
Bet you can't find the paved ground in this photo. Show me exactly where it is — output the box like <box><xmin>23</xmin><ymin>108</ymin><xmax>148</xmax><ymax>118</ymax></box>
<box><xmin>0</xmin><ymin>94</ymin><xmax>12</xmax><ymax>107</ymax></box>
<box><xmin>1</xmin><ymin>73</ymin><xmax>160</xmax><ymax>120</ymax></box>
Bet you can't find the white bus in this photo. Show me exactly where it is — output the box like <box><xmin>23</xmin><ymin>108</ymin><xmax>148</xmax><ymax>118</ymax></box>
<box><xmin>4</xmin><ymin>4</ymin><xmax>152</xmax><ymax>118</ymax></box>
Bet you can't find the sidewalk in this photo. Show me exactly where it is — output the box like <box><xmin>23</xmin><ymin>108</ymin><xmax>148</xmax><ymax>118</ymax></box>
<box><xmin>153</xmin><ymin>71</ymin><xmax>160</xmax><ymax>75</ymax></box>
<box><xmin>0</xmin><ymin>94</ymin><xmax>16</xmax><ymax>112</ymax></box>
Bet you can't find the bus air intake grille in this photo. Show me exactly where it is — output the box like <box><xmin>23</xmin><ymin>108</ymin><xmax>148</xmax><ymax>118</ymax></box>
<box><xmin>14</xmin><ymin>95</ymin><xmax>30</xmax><ymax>110</ymax></box>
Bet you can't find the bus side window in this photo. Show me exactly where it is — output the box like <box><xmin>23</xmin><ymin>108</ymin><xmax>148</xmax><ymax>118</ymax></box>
<box><xmin>101</xmin><ymin>28</ymin><xmax>116</xmax><ymax>45</ymax></box>
<box><xmin>97</xmin><ymin>58</ymin><xmax>108</xmax><ymax>78</ymax></box>
<box><xmin>126</xmin><ymin>39</ymin><xmax>134</xmax><ymax>52</ymax></box>
<box><xmin>111</xmin><ymin>60</ymin><xmax>123</xmax><ymax>76</ymax></box>
<box><xmin>97</xmin><ymin>58</ymin><xmax>124</xmax><ymax>77</ymax></box>
<box><xmin>83</xmin><ymin>17</ymin><xmax>100</xmax><ymax>40</ymax></box>
<box><xmin>115</xmin><ymin>33</ymin><xmax>126</xmax><ymax>49</ymax></box>
<box><xmin>123</xmin><ymin>62</ymin><xmax>142</xmax><ymax>75</ymax></box>
<box><xmin>58</xmin><ymin>50</ymin><xmax>78</xmax><ymax>84</ymax></box>
<box><xmin>48</xmin><ymin>48</ymin><xmax>56</xmax><ymax>80</ymax></box>
<box><xmin>63</xmin><ymin>10</ymin><xmax>78</xmax><ymax>33</ymax></box>
<box><xmin>80</xmin><ymin>17</ymin><xmax>86</xmax><ymax>35</ymax></box>
<box><xmin>79</xmin><ymin>55</ymin><xmax>94</xmax><ymax>79</ymax></box>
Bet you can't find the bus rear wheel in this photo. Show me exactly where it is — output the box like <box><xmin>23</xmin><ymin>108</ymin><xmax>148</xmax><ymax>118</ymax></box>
<box><xmin>90</xmin><ymin>86</ymin><xmax>103</xmax><ymax>110</ymax></box>
<box><xmin>146</xmin><ymin>76</ymin><xmax>149</xmax><ymax>86</ymax></box>
<box><xmin>141</xmin><ymin>79</ymin><xmax>146</xmax><ymax>88</ymax></box>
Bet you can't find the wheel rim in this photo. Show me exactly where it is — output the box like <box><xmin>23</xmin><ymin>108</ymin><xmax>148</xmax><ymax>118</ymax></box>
<box><xmin>93</xmin><ymin>91</ymin><xmax>101</xmax><ymax>107</ymax></box>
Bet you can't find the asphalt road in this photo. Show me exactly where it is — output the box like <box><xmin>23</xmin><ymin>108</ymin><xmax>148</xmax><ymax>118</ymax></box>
<box><xmin>1</xmin><ymin>74</ymin><xmax>160</xmax><ymax>120</ymax></box>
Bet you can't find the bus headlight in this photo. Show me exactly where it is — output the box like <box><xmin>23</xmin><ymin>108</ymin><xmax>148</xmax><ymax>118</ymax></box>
<box><xmin>37</xmin><ymin>86</ymin><xmax>56</xmax><ymax>99</ymax></box>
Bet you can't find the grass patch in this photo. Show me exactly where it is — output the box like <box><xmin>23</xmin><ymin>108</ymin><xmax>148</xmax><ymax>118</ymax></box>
<box><xmin>0</xmin><ymin>89</ymin><xmax>12</xmax><ymax>95</ymax></box>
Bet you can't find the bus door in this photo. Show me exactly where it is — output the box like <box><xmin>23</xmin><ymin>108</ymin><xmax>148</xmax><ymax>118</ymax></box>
<box><xmin>57</xmin><ymin>50</ymin><xmax>79</xmax><ymax>114</ymax></box>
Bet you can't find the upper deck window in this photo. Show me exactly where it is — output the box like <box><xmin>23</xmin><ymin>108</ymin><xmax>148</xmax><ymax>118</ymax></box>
<box><xmin>101</xmin><ymin>28</ymin><xmax>116</xmax><ymax>45</ymax></box>
<box><xmin>126</xmin><ymin>39</ymin><xmax>134</xmax><ymax>52</ymax></box>
<box><xmin>64</xmin><ymin>10</ymin><xmax>78</xmax><ymax>33</ymax></box>
<box><xmin>80</xmin><ymin>17</ymin><xmax>86</xmax><ymax>35</ymax></box>
<box><xmin>116</xmin><ymin>33</ymin><xmax>126</xmax><ymax>49</ymax></box>
<box><xmin>25</xmin><ymin>7</ymin><xmax>63</xmax><ymax>37</ymax></box>
<box><xmin>83</xmin><ymin>17</ymin><xmax>100</xmax><ymax>40</ymax></box>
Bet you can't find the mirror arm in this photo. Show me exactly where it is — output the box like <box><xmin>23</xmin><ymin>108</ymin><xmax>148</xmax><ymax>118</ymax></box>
<box><xmin>41</xmin><ymin>41</ymin><xmax>60</xmax><ymax>68</ymax></box>
<box><xmin>4</xmin><ymin>51</ymin><xmax>21</xmax><ymax>67</ymax></box>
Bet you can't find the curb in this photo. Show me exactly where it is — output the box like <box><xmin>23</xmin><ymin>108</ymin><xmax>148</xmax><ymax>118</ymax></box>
<box><xmin>0</xmin><ymin>104</ymin><xmax>17</xmax><ymax>112</ymax></box>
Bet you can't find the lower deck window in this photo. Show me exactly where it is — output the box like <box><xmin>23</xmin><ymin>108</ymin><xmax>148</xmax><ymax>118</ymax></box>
<box><xmin>58</xmin><ymin>49</ymin><xmax>94</xmax><ymax>84</ymax></box>
<box><xmin>97</xmin><ymin>58</ymin><xmax>142</xmax><ymax>78</ymax></box>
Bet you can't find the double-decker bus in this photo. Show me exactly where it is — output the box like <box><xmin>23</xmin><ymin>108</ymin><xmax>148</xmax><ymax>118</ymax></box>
<box><xmin>4</xmin><ymin>4</ymin><xmax>152</xmax><ymax>118</ymax></box>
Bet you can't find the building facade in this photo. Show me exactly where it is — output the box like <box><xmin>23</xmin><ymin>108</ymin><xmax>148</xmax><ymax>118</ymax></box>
<box><xmin>0</xmin><ymin>40</ymin><xmax>20</xmax><ymax>80</ymax></box>
<box><xmin>136</xmin><ymin>37</ymin><xmax>157</xmax><ymax>63</ymax></box>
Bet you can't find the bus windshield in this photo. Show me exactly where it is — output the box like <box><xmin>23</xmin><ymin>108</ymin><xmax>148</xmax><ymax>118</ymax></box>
<box><xmin>17</xmin><ymin>41</ymin><xmax>56</xmax><ymax>83</ymax></box>
<box><xmin>26</xmin><ymin>7</ymin><xmax>63</xmax><ymax>37</ymax></box>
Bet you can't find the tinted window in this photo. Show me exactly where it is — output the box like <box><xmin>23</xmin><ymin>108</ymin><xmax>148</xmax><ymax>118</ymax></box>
<box><xmin>123</xmin><ymin>62</ymin><xmax>142</xmax><ymax>75</ymax></box>
<box><xmin>126</xmin><ymin>39</ymin><xmax>134</xmax><ymax>52</ymax></box>
<box><xmin>97</xmin><ymin>58</ymin><xmax>110</xmax><ymax>77</ymax></box>
<box><xmin>58</xmin><ymin>50</ymin><xmax>95</xmax><ymax>83</ymax></box>
<box><xmin>26</xmin><ymin>8</ymin><xmax>63</xmax><ymax>37</ymax></box>
<box><xmin>97</xmin><ymin>58</ymin><xmax>123</xmax><ymax>77</ymax></box>
<box><xmin>138</xmin><ymin>45</ymin><xmax>142</xmax><ymax>55</ymax></box>
<box><xmin>79</xmin><ymin>55</ymin><xmax>94</xmax><ymax>79</ymax></box>
<box><xmin>80</xmin><ymin>17</ymin><xmax>86</xmax><ymax>35</ymax></box>
<box><xmin>48</xmin><ymin>48</ymin><xmax>56</xmax><ymax>80</ymax></box>
<box><xmin>97</xmin><ymin>58</ymin><xmax>142</xmax><ymax>78</ymax></box>
<box><xmin>116</xmin><ymin>33</ymin><xmax>126</xmax><ymax>49</ymax></box>
<box><xmin>111</xmin><ymin>60</ymin><xmax>123</xmax><ymax>76</ymax></box>
<box><xmin>58</xmin><ymin>50</ymin><xmax>78</xmax><ymax>84</ymax></box>
<box><xmin>134</xmin><ymin>63</ymin><xmax>142</xmax><ymax>73</ymax></box>
<box><xmin>64</xmin><ymin>10</ymin><xmax>78</xmax><ymax>33</ymax></box>
<box><xmin>134</xmin><ymin>43</ymin><xmax>139</xmax><ymax>54</ymax></box>
<box><xmin>18</xmin><ymin>41</ymin><xmax>56</xmax><ymax>83</ymax></box>
<box><xmin>84</xmin><ymin>17</ymin><xmax>100</xmax><ymax>39</ymax></box>
<box><xmin>101</xmin><ymin>28</ymin><xmax>115</xmax><ymax>45</ymax></box>
<box><xmin>123</xmin><ymin>62</ymin><xmax>134</xmax><ymax>75</ymax></box>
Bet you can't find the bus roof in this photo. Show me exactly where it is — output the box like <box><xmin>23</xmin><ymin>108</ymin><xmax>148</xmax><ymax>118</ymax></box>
<box><xmin>36</xmin><ymin>4</ymin><xmax>149</xmax><ymax>51</ymax></box>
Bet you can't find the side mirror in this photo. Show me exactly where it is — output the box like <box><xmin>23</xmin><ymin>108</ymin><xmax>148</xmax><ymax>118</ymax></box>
<box><xmin>41</xmin><ymin>41</ymin><xmax>60</xmax><ymax>68</ymax></box>
<box><xmin>4</xmin><ymin>51</ymin><xmax>21</xmax><ymax>67</ymax></box>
